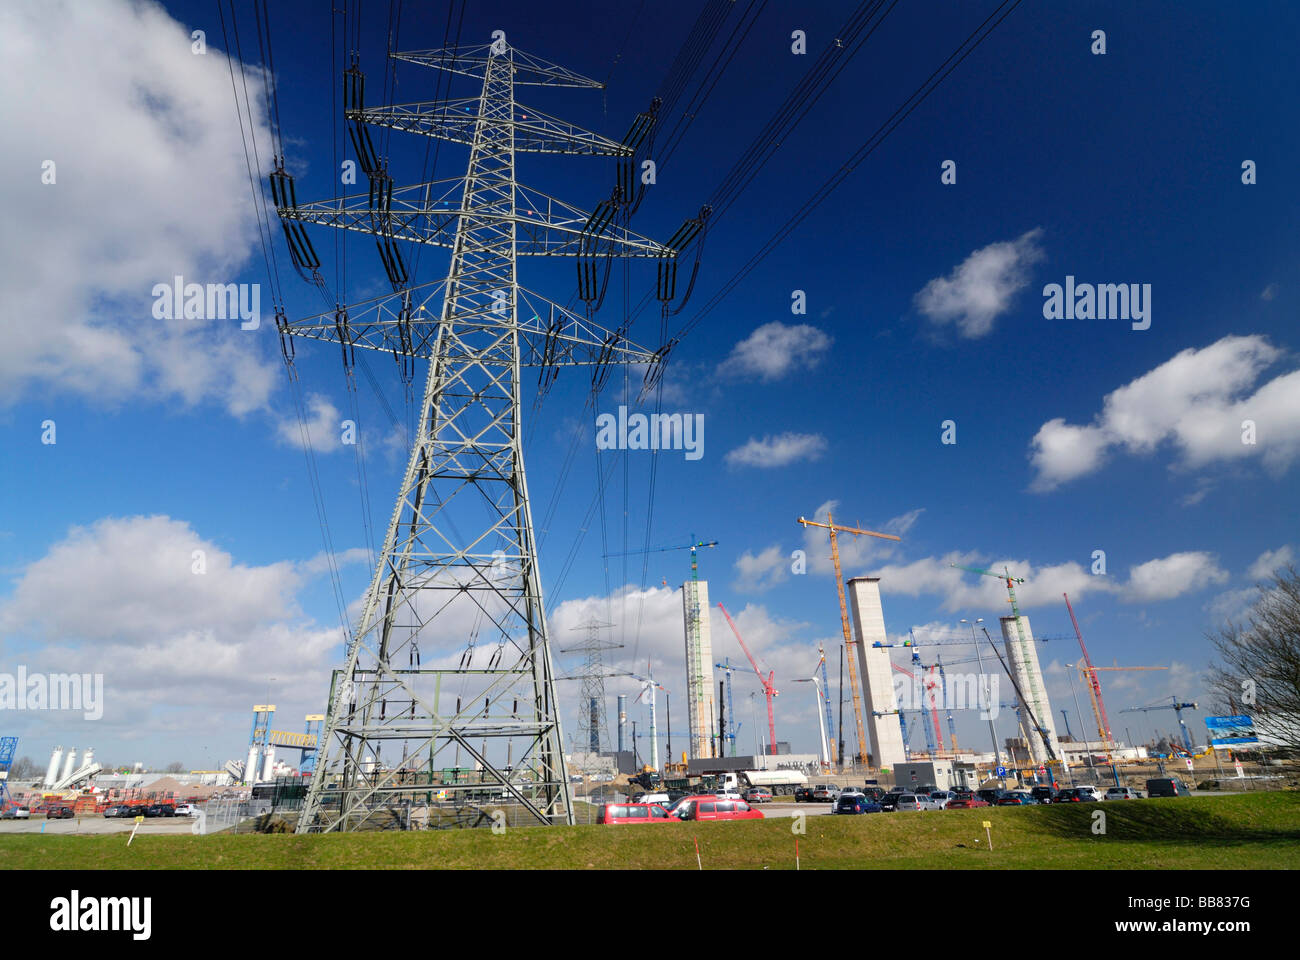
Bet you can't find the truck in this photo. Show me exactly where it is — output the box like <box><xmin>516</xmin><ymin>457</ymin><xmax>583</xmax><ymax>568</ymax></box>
<box><xmin>716</xmin><ymin>769</ymin><xmax>808</xmax><ymax>798</ymax></box>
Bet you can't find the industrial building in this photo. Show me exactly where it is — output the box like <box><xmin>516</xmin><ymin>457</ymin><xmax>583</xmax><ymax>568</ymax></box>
<box><xmin>847</xmin><ymin>577</ymin><xmax>908</xmax><ymax>769</ymax></box>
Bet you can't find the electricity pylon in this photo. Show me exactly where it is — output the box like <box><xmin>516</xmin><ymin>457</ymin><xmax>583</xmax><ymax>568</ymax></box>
<box><xmin>278</xmin><ymin>39</ymin><xmax>699</xmax><ymax>832</ymax></box>
<box><xmin>559</xmin><ymin>618</ymin><xmax>621</xmax><ymax>756</ymax></box>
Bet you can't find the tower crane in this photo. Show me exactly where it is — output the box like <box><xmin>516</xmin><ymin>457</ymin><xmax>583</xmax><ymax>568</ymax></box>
<box><xmin>717</xmin><ymin>602</ymin><xmax>778</xmax><ymax>755</ymax></box>
<box><xmin>798</xmin><ymin>513</ymin><xmax>902</xmax><ymax>767</ymax></box>
<box><xmin>1064</xmin><ymin>592</ymin><xmax>1112</xmax><ymax>750</ymax></box>
<box><xmin>1121</xmin><ymin>697</ymin><xmax>1199</xmax><ymax>754</ymax></box>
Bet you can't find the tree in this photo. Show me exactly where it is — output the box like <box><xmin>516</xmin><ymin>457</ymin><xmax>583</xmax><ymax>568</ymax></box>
<box><xmin>1205</xmin><ymin>564</ymin><xmax>1300</xmax><ymax>758</ymax></box>
<box><xmin>9</xmin><ymin>756</ymin><xmax>39</xmax><ymax>779</ymax></box>
<box><xmin>164</xmin><ymin>762</ymin><xmax>186</xmax><ymax>773</ymax></box>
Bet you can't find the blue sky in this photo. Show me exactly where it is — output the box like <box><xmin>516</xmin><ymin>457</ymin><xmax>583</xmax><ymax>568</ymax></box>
<box><xmin>1</xmin><ymin>0</ymin><xmax>1297</xmax><ymax>770</ymax></box>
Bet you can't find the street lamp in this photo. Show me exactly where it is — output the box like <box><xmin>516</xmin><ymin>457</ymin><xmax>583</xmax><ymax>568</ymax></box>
<box><xmin>960</xmin><ymin>617</ymin><xmax>1002</xmax><ymax>781</ymax></box>
<box><xmin>1065</xmin><ymin>663</ymin><xmax>1095</xmax><ymax>787</ymax></box>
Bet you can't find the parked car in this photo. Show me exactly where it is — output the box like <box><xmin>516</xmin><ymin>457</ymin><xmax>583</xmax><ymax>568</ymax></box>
<box><xmin>1105</xmin><ymin>786</ymin><xmax>1143</xmax><ymax>800</ymax></box>
<box><xmin>672</xmin><ymin>796</ymin><xmax>764</xmax><ymax>822</ymax></box>
<box><xmin>1054</xmin><ymin>787</ymin><xmax>1099</xmax><ymax>803</ymax></box>
<box><xmin>996</xmin><ymin>791</ymin><xmax>1038</xmax><ymax>806</ymax></box>
<box><xmin>631</xmin><ymin>792</ymin><xmax>670</xmax><ymax>806</ymax></box>
<box><xmin>1074</xmin><ymin>785</ymin><xmax>1105</xmax><ymax>802</ymax></box>
<box><xmin>794</xmin><ymin>786</ymin><xmax>815</xmax><ymax>803</ymax></box>
<box><xmin>0</xmin><ymin>806</ymin><xmax>31</xmax><ymax>819</ymax></box>
<box><xmin>145</xmin><ymin>804</ymin><xmax>176</xmax><ymax>817</ymax></box>
<box><xmin>927</xmin><ymin>790</ymin><xmax>955</xmax><ymax>809</ymax></box>
<box><xmin>743</xmin><ymin>787</ymin><xmax>773</xmax><ymax>804</ymax></box>
<box><xmin>101</xmin><ymin>805</ymin><xmax>125</xmax><ymax>818</ymax></box>
<box><xmin>173</xmin><ymin>803</ymin><xmax>199</xmax><ymax>817</ymax></box>
<box><xmin>46</xmin><ymin>805</ymin><xmax>75</xmax><ymax>819</ymax></box>
<box><xmin>911</xmin><ymin>784</ymin><xmax>937</xmax><ymax>796</ymax></box>
<box><xmin>946</xmin><ymin>796</ymin><xmax>990</xmax><ymax>809</ymax></box>
<box><xmin>812</xmin><ymin>785</ymin><xmax>839</xmax><ymax>802</ymax></box>
<box><xmin>895</xmin><ymin>794</ymin><xmax>942</xmax><ymax>811</ymax></box>
<box><xmin>1030</xmin><ymin>786</ymin><xmax>1057</xmax><ymax>803</ymax></box>
<box><xmin>879</xmin><ymin>792</ymin><xmax>904</xmax><ymax>812</ymax></box>
<box><xmin>859</xmin><ymin>786</ymin><xmax>887</xmax><ymax>802</ymax></box>
<box><xmin>975</xmin><ymin>788</ymin><xmax>1007</xmax><ymax>804</ymax></box>
<box><xmin>834</xmin><ymin>793</ymin><xmax>882</xmax><ymax>815</ymax></box>
<box><xmin>1146</xmin><ymin>778</ymin><xmax>1191</xmax><ymax>798</ymax></box>
<box><xmin>596</xmin><ymin>803</ymin><xmax>673</xmax><ymax>824</ymax></box>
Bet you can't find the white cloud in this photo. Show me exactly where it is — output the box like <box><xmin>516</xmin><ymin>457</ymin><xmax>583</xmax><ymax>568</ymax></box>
<box><xmin>0</xmin><ymin>516</ymin><xmax>347</xmax><ymax>737</ymax></box>
<box><xmin>716</xmin><ymin>322</ymin><xmax>832</xmax><ymax>381</ymax></box>
<box><xmin>1206</xmin><ymin>586</ymin><xmax>1262</xmax><ymax>625</ymax></box>
<box><xmin>914</xmin><ymin>228</ymin><xmax>1045</xmax><ymax>338</ymax></box>
<box><xmin>1260</xmin><ymin>283</ymin><xmax>1277</xmax><ymax>302</ymax></box>
<box><xmin>725</xmin><ymin>432</ymin><xmax>827</xmax><ymax>468</ymax></box>
<box><xmin>732</xmin><ymin>545</ymin><xmax>789</xmax><ymax>592</ymax></box>
<box><xmin>0</xmin><ymin>0</ymin><xmax>277</xmax><ymax>416</ymax></box>
<box><xmin>1030</xmin><ymin>336</ymin><xmax>1300</xmax><ymax>490</ymax></box>
<box><xmin>1247</xmin><ymin>546</ymin><xmax>1294</xmax><ymax>581</ymax></box>
<box><xmin>1125</xmin><ymin>552</ymin><xmax>1228</xmax><ymax>603</ymax></box>
<box><xmin>276</xmin><ymin>393</ymin><xmax>345</xmax><ymax>452</ymax></box>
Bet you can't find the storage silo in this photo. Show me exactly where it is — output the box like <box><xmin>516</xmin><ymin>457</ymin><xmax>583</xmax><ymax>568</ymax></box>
<box><xmin>246</xmin><ymin>745</ymin><xmax>261</xmax><ymax>784</ymax></box>
<box><xmin>44</xmin><ymin>746</ymin><xmax>64</xmax><ymax>788</ymax></box>
<box><xmin>60</xmin><ymin>749</ymin><xmax>78</xmax><ymax>783</ymax></box>
<box><xmin>261</xmin><ymin>744</ymin><xmax>276</xmax><ymax>782</ymax></box>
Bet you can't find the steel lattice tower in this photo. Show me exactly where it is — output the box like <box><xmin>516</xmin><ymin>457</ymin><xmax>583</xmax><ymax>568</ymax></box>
<box><xmin>275</xmin><ymin>39</ymin><xmax>696</xmax><ymax>832</ymax></box>
<box><xmin>560</xmin><ymin>618</ymin><xmax>621</xmax><ymax>757</ymax></box>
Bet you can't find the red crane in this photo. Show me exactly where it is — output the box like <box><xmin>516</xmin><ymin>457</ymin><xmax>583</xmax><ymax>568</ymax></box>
<box><xmin>717</xmin><ymin>602</ymin><xmax>778</xmax><ymax>754</ymax></box>
<box><xmin>1064</xmin><ymin>592</ymin><xmax>1113</xmax><ymax>750</ymax></box>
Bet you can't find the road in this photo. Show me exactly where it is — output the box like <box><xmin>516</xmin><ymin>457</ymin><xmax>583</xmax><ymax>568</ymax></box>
<box><xmin>0</xmin><ymin>816</ymin><xmax>197</xmax><ymax>835</ymax></box>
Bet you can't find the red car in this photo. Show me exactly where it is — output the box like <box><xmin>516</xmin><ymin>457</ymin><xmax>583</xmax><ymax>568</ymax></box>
<box><xmin>597</xmin><ymin>803</ymin><xmax>674</xmax><ymax>824</ymax></box>
<box><xmin>672</xmin><ymin>796</ymin><xmax>764</xmax><ymax>822</ymax></box>
<box><xmin>945</xmin><ymin>796</ymin><xmax>990</xmax><ymax>809</ymax></box>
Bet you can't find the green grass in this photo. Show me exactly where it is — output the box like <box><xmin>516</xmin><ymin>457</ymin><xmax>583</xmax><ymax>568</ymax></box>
<box><xmin>3</xmin><ymin>793</ymin><xmax>1298</xmax><ymax>870</ymax></box>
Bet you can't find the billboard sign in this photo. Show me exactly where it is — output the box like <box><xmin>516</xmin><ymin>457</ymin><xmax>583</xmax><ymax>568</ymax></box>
<box><xmin>1205</xmin><ymin>715</ymin><xmax>1258</xmax><ymax>747</ymax></box>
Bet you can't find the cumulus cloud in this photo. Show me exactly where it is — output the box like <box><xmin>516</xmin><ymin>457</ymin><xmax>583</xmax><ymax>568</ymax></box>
<box><xmin>1247</xmin><ymin>546</ymin><xmax>1294</xmax><ymax>581</ymax></box>
<box><xmin>914</xmin><ymin>228</ymin><xmax>1045</xmax><ymax>338</ymax></box>
<box><xmin>1125</xmin><ymin>552</ymin><xmax>1229</xmax><ymax>603</ymax></box>
<box><xmin>716</xmin><ymin>322</ymin><xmax>832</xmax><ymax>381</ymax></box>
<box><xmin>276</xmin><ymin>393</ymin><xmax>345</xmax><ymax>452</ymax></box>
<box><xmin>725</xmin><ymin>432</ymin><xmax>827</xmax><ymax>468</ymax></box>
<box><xmin>0</xmin><ymin>0</ymin><xmax>278</xmax><ymax>416</ymax></box>
<box><xmin>0</xmin><ymin>516</ymin><xmax>351</xmax><ymax>750</ymax></box>
<box><xmin>1030</xmin><ymin>336</ymin><xmax>1300</xmax><ymax>490</ymax></box>
<box><xmin>732</xmin><ymin>545</ymin><xmax>789</xmax><ymax>592</ymax></box>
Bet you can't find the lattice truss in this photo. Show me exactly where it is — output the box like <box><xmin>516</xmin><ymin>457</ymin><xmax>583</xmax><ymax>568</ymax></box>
<box><xmin>275</xmin><ymin>39</ymin><xmax>706</xmax><ymax>832</ymax></box>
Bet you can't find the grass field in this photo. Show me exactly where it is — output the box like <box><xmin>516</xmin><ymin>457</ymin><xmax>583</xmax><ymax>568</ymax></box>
<box><xmin>3</xmin><ymin>793</ymin><xmax>1297</xmax><ymax>870</ymax></box>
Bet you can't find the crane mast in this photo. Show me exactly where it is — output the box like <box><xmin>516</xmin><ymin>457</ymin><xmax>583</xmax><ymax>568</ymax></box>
<box><xmin>799</xmin><ymin>513</ymin><xmax>901</xmax><ymax>767</ymax></box>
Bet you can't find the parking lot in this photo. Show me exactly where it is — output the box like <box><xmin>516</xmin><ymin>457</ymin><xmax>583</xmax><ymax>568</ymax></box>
<box><xmin>0</xmin><ymin>815</ymin><xmax>197</xmax><ymax>835</ymax></box>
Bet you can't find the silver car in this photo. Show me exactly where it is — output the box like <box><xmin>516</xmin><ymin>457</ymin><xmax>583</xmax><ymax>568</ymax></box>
<box><xmin>895</xmin><ymin>793</ymin><xmax>942</xmax><ymax>811</ymax></box>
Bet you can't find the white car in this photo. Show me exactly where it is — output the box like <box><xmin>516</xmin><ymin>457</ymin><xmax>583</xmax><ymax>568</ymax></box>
<box><xmin>895</xmin><ymin>794</ymin><xmax>942</xmax><ymax>811</ymax></box>
<box><xmin>632</xmin><ymin>793</ymin><xmax>670</xmax><ymax>806</ymax></box>
<box><xmin>927</xmin><ymin>790</ymin><xmax>954</xmax><ymax>809</ymax></box>
<box><xmin>0</xmin><ymin>806</ymin><xmax>31</xmax><ymax>819</ymax></box>
<box><xmin>1104</xmin><ymin>786</ymin><xmax>1142</xmax><ymax>800</ymax></box>
<box><xmin>173</xmin><ymin>803</ymin><xmax>198</xmax><ymax>816</ymax></box>
<box><xmin>1073</xmin><ymin>785</ymin><xmax>1105</xmax><ymax>802</ymax></box>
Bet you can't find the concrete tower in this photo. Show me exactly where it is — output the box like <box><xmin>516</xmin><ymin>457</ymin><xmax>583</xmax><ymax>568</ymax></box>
<box><xmin>682</xmin><ymin>579</ymin><xmax>716</xmax><ymax>759</ymax></box>
<box><xmin>1000</xmin><ymin>615</ymin><xmax>1060</xmax><ymax>764</ymax></box>
<box><xmin>847</xmin><ymin>578</ymin><xmax>908</xmax><ymax>769</ymax></box>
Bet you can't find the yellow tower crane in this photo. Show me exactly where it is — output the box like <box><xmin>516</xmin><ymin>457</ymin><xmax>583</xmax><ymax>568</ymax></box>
<box><xmin>797</xmin><ymin>513</ymin><xmax>901</xmax><ymax>769</ymax></box>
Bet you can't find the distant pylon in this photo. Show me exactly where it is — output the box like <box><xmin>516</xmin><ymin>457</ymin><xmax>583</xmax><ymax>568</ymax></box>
<box><xmin>560</xmin><ymin>618</ymin><xmax>622</xmax><ymax>756</ymax></box>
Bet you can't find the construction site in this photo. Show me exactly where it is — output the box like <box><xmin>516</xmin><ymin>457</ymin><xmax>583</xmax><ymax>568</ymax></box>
<box><xmin>1</xmin><ymin>8</ymin><xmax>1296</xmax><ymax>928</ymax></box>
